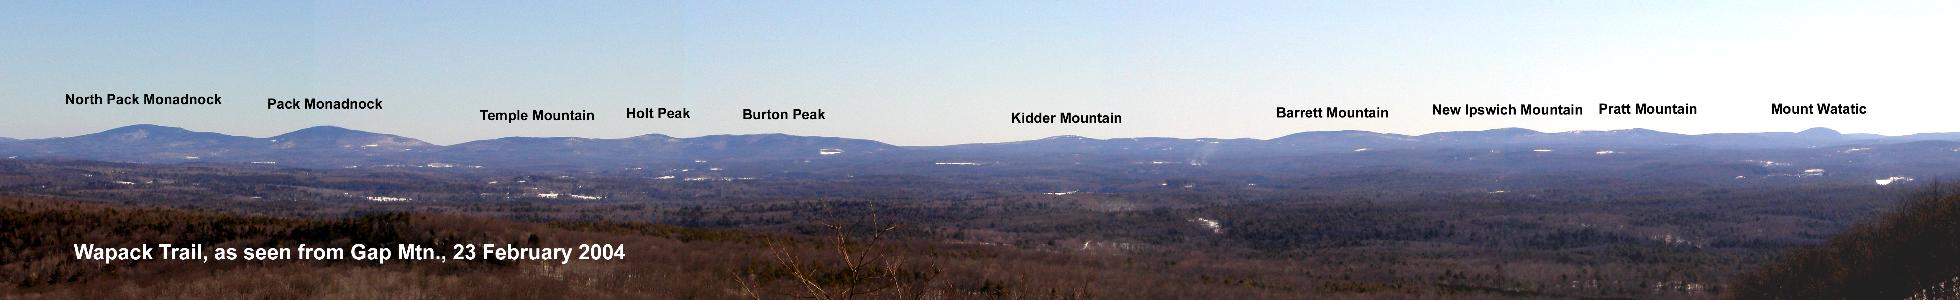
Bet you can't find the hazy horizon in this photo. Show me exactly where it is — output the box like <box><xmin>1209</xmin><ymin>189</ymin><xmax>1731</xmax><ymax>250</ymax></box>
<box><xmin>6</xmin><ymin>1</ymin><xmax>1957</xmax><ymax>146</ymax></box>
<box><xmin>4</xmin><ymin>122</ymin><xmax>1939</xmax><ymax>147</ymax></box>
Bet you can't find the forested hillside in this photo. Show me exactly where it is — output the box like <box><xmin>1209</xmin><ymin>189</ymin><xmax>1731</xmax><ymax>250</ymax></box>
<box><xmin>1</xmin><ymin>195</ymin><xmax>1439</xmax><ymax>299</ymax></box>
<box><xmin>1732</xmin><ymin>184</ymin><xmax>1960</xmax><ymax>299</ymax></box>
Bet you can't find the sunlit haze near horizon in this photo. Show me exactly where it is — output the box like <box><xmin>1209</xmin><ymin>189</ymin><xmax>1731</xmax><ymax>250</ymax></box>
<box><xmin>4</xmin><ymin>1</ymin><xmax>1958</xmax><ymax>146</ymax></box>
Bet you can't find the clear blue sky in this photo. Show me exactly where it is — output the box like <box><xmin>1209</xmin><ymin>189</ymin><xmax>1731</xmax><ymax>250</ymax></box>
<box><xmin>4</xmin><ymin>1</ymin><xmax>1956</xmax><ymax>145</ymax></box>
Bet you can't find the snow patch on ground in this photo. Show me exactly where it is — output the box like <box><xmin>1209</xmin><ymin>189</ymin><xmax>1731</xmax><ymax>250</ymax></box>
<box><xmin>1746</xmin><ymin>160</ymin><xmax>1790</xmax><ymax>167</ymax></box>
<box><xmin>1190</xmin><ymin>217</ymin><xmax>1223</xmax><ymax>234</ymax></box>
<box><xmin>1877</xmin><ymin>176</ymin><xmax>1915</xmax><ymax>185</ymax></box>
<box><xmin>535</xmin><ymin>193</ymin><xmax>601</xmax><ymax>200</ymax></box>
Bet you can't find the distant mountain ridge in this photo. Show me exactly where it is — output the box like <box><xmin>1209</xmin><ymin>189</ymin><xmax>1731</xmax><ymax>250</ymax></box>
<box><xmin>269</xmin><ymin>126</ymin><xmax>435</xmax><ymax>151</ymax></box>
<box><xmin>0</xmin><ymin>125</ymin><xmax>1956</xmax><ymax>169</ymax></box>
<box><xmin>0</xmin><ymin>125</ymin><xmax>902</xmax><ymax>168</ymax></box>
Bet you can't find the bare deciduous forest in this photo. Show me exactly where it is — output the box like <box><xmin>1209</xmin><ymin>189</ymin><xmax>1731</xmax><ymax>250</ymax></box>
<box><xmin>1</xmin><ymin>157</ymin><xmax>1952</xmax><ymax>298</ymax></box>
<box><xmin>0</xmin><ymin>136</ymin><xmax>1952</xmax><ymax>300</ymax></box>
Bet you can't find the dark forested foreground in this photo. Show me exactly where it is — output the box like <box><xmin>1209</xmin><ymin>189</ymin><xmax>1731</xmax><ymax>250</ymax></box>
<box><xmin>0</xmin><ymin>157</ymin><xmax>1947</xmax><ymax>298</ymax></box>
<box><xmin>1731</xmin><ymin>184</ymin><xmax>1960</xmax><ymax>299</ymax></box>
<box><xmin>0</xmin><ymin>195</ymin><xmax>1266</xmax><ymax>299</ymax></box>
<box><xmin>0</xmin><ymin>194</ymin><xmax>1523</xmax><ymax>299</ymax></box>
<box><xmin>7</xmin><ymin>190</ymin><xmax>1949</xmax><ymax>299</ymax></box>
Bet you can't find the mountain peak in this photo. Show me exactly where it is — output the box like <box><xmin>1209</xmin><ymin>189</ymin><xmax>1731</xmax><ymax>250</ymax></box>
<box><xmin>103</xmin><ymin>124</ymin><xmax>189</xmax><ymax>133</ymax></box>
<box><xmin>60</xmin><ymin>124</ymin><xmax>255</xmax><ymax>147</ymax></box>
<box><xmin>1798</xmin><ymin>127</ymin><xmax>1841</xmax><ymax>135</ymax></box>
<box><xmin>1274</xmin><ymin>130</ymin><xmax>1403</xmax><ymax>140</ymax></box>
<box><xmin>269</xmin><ymin>125</ymin><xmax>431</xmax><ymax>149</ymax></box>
<box><xmin>295</xmin><ymin>125</ymin><xmax>357</xmax><ymax>133</ymax></box>
<box><xmin>1420</xmin><ymin>127</ymin><xmax>1541</xmax><ymax>138</ymax></box>
<box><xmin>78</xmin><ymin>124</ymin><xmax>199</xmax><ymax>140</ymax></box>
<box><xmin>1485</xmin><ymin>127</ymin><xmax>1542</xmax><ymax>134</ymax></box>
<box><xmin>273</xmin><ymin>126</ymin><xmax>367</xmax><ymax>138</ymax></box>
<box><xmin>627</xmin><ymin>133</ymin><xmax>677</xmax><ymax>140</ymax></box>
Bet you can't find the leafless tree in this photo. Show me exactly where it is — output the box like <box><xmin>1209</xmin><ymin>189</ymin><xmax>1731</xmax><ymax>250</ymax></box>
<box><xmin>735</xmin><ymin>214</ymin><xmax>936</xmax><ymax>300</ymax></box>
